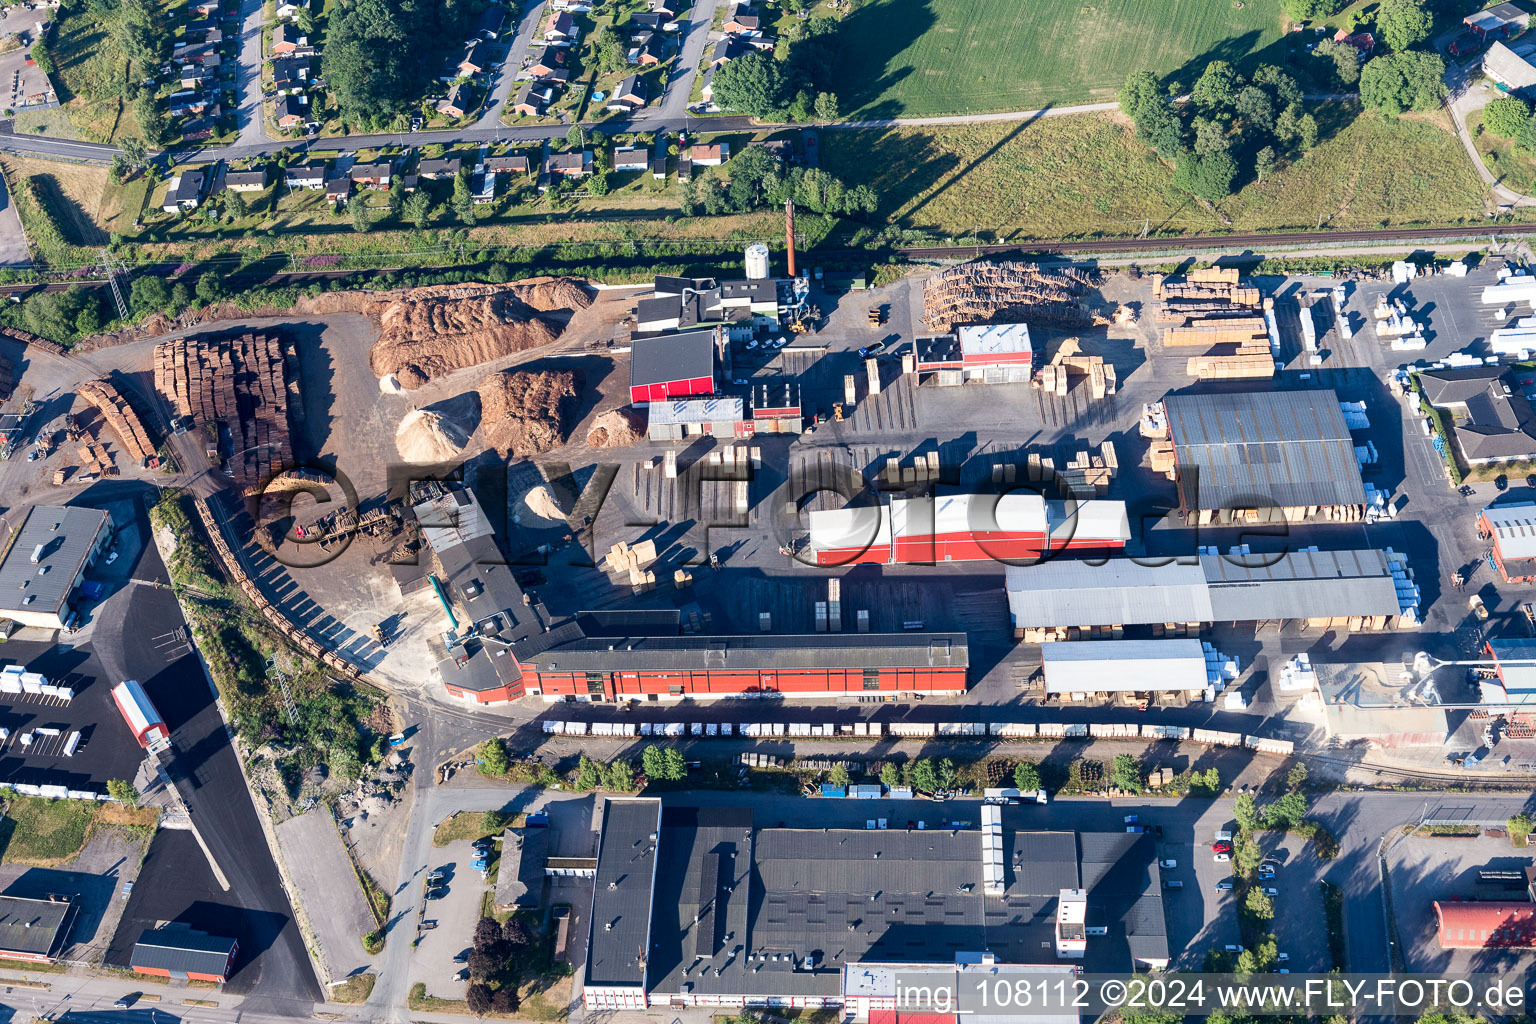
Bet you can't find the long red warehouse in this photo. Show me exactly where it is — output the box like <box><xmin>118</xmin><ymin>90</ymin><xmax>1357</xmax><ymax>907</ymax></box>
<box><xmin>112</xmin><ymin>680</ymin><xmax>171</xmax><ymax>754</ymax></box>
<box><xmin>806</xmin><ymin>493</ymin><xmax>1131</xmax><ymax>566</ymax></box>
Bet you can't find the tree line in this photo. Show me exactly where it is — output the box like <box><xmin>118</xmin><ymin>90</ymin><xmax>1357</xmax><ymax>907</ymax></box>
<box><xmin>323</xmin><ymin>0</ymin><xmax>490</xmax><ymax>128</ymax></box>
<box><xmin>680</xmin><ymin>143</ymin><xmax>876</xmax><ymax>217</ymax></box>
<box><xmin>711</xmin><ymin>15</ymin><xmax>842</xmax><ymax>121</ymax></box>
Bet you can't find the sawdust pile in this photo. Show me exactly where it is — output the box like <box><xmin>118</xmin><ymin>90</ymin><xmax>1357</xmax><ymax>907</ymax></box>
<box><xmin>476</xmin><ymin>368</ymin><xmax>583</xmax><ymax>457</ymax></box>
<box><xmin>379</xmin><ymin>374</ymin><xmax>403</xmax><ymax>394</ymax></box>
<box><xmin>358</xmin><ymin>279</ymin><xmax>593</xmax><ymax>389</ymax></box>
<box><xmin>523</xmin><ymin>485</ymin><xmax>567</xmax><ymax>522</ymax></box>
<box><xmin>395</xmin><ymin>409</ymin><xmax>470</xmax><ymax>464</ymax></box>
<box><xmin>586</xmin><ymin>407</ymin><xmax>645</xmax><ymax>448</ymax></box>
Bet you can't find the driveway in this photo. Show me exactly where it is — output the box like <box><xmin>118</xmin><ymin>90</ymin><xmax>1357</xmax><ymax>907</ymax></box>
<box><xmin>645</xmin><ymin>0</ymin><xmax>726</xmax><ymax>122</ymax></box>
<box><xmin>1445</xmin><ymin>56</ymin><xmax>1536</xmax><ymax>207</ymax></box>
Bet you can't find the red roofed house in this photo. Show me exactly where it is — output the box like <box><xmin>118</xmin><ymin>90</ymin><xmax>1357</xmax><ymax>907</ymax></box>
<box><xmin>1435</xmin><ymin>900</ymin><xmax>1536</xmax><ymax>949</ymax></box>
<box><xmin>1332</xmin><ymin>27</ymin><xmax>1374</xmax><ymax>53</ymax></box>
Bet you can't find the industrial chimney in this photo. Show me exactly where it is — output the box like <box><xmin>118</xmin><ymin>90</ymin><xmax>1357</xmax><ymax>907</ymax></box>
<box><xmin>784</xmin><ymin>200</ymin><xmax>797</xmax><ymax>279</ymax></box>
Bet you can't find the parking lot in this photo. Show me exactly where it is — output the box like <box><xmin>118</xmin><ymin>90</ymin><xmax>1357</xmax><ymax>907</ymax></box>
<box><xmin>0</xmin><ymin>4</ymin><xmax>54</xmax><ymax>112</ymax></box>
<box><xmin>409</xmin><ymin>838</ymin><xmax>494</xmax><ymax>1001</ymax></box>
<box><xmin>1255</xmin><ymin>832</ymin><xmax>1331</xmax><ymax>972</ymax></box>
<box><xmin>1387</xmin><ymin>833</ymin><xmax>1536</xmax><ymax>974</ymax></box>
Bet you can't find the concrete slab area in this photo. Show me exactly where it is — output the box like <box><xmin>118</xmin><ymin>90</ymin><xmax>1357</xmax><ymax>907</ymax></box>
<box><xmin>274</xmin><ymin>808</ymin><xmax>375</xmax><ymax>982</ymax></box>
<box><xmin>1387</xmin><ymin>832</ymin><xmax>1536</xmax><ymax>974</ymax></box>
<box><xmin>0</xmin><ymin>823</ymin><xmax>150</xmax><ymax>963</ymax></box>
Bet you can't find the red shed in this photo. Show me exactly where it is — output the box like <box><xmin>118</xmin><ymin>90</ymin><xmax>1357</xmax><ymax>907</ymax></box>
<box><xmin>1434</xmin><ymin>900</ymin><xmax>1536</xmax><ymax>948</ymax></box>
<box><xmin>629</xmin><ymin>330</ymin><xmax>718</xmax><ymax>404</ymax></box>
<box><xmin>112</xmin><ymin>679</ymin><xmax>171</xmax><ymax>755</ymax></box>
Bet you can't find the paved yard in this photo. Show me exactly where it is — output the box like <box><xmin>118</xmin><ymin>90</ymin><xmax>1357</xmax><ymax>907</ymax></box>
<box><xmin>408</xmin><ymin>841</ymin><xmax>493</xmax><ymax>1002</ymax></box>
<box><xmin>274</xmin><ymin>808</ymin><xmax>375</xmax><ymax>982</ymax></box>
<box><xmin>0</xmin><ymin>823</ymin><xmax>149</xmax><ymax>964</ymax></box>
<box><xmin>1387</xmin><ymin>833</ymin><xmax>1536</xmax><ymax>974</ymax></box>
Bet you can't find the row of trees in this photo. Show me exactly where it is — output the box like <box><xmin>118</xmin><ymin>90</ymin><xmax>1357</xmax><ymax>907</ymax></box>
<box><xmin>324</xmin><ymin>0</ymin><xmax>481</xmax><ymax>128</ymax></box>
<box><xmin>464</xmin><ymin>915</ymin><xmax>533</xmax><ymax>1014</ymax></box>
<box><xmin>680</xmin><ymin>144</ymin><xmax>876</xmax><ymax>217</ymax></box>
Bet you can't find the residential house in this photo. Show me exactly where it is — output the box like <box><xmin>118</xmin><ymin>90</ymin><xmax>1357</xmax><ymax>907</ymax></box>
<box><xmin>275</xmin><ymin>0</ymin><xmax>308</xmax><ymax>20</ymax></box>
<box><xmin>710</xmin><ymin>36</ymin><xmax>752</xmax><ymax>64</ymax></box>
<box><xmin>179</xmin><ymin>68</ymin><xmax>214</xmax><ymax>90</ymax></box>
<box><xmin>650</xmin><ymin>136</ymin><xmax>667</xmax><ymax>178</ymax></box>
<box><xmin>613</xmin><ymin>146</ymin><xmax>649</xmax><ymax>172</ymax></box>
<box><xmin>472</xmin><ymin>171</ymin><xmax>496</xmax><ymax>204</ymax></box>
<box><xmin>474</xmin><ymin>5</ymin><xmax>507</xmax><ymax>38</ymax></box>
<box><xmin>223</xmin><ymin>168</ymin><xmax>268</xmax><ymax>192</ymax></box>
<box><xmin>550</xmin><ymin>0</ymin><xmax>591</xmax><ymax>9</ymax></box>
<box><xmin>176</xmin><ymin>42</ymin><xmax>221</xmax><ymax>67</ymax></box>
<box><xmin>606</xmin><ymin>73</ymin><xmax>647</xmax><ymax>111</ymax></box>
<box><xmin>418</xmin><ymin>156</ymin><xmax>463</xmax><ymax>180</ymax></box>
<box><xmin>628</xmin><ymin>12</ymin><xmax>669</xmax><ymax>31</ymax></box>
<box><xmin>274</xmin><ymin>93</ymin><xmax>314</xmax><ymax>128</ymax></box>
<box><xmin>722</xmin><ymin>4</ymin><xmax>760</xmax><ymax>34</ymax></box>
<box><xmin>271</xmin><ymin>24</ymin><xmax>306</xmax><ymax>55</ymax></box>
<box><xmin>189</xmin><ymin>0</ymin><xmax>218</xmax><ymax>16</ymax></box>
<box><xmin>485</xmin><ymin>153</ymin><xmax>530</xmax><ymax>174</ymax></box>
<box><xmin>168</xmin><ymin>90</ymin><xmax>215</xmax><ymax>117</ymax></box>
<box><xmin>544</xmin><ymin>149</ymin><xmax>593</xmax><ymax>180</ymax></box>
<box><xmin>677</xmin><ymin>147</ymin><xmax>692</xmax><ymax>179</ymax></box>
<box><xmin>161</xmin><ymin>167</ymin><xmax>207</xmax><ymax>213</ymax></box>
<box><xmin>285</xmin><ymin>162</ymin><xmax>327</xmax><ymax>189</ymax></box>
<box><xmin>1419</xmin><ymin>365</ymin><xmax>1536</xmax><ymax>464</ymax></box>
<box><xmin>176</xmin><ymin>24</ymin><xmax>222</xmax><ymax>45</ymax></box>
<box><xmin>437</xmin><ymin>82</ymin><xmax>472</xmax><ymax>117</ymax></box>
<box><xmin>545</xmin><ymin>11</ymin><xmax>577</xmax><ymax>43</ymax></box>
<box><xmin>350</xmin><ymin>162</ymin><xmax>393</xmax><ymax>188</ymax></box>
<box><xmin>1487</xmin><ymin>40</ymin><xmax>1536</xmax><ymax>93</ymax></box>
<box><xmin>324</xmin><ymin>175</ymin><xmax>352</xmax><ymax>201</ymax></box>
<box><xmin>699</xmin><ymin>62</ymin><xmax>717</xmax><ymax>105</ymax></box>
<box><xmin>649</xmin><ymin>0</ymin><xmax>679</xmax><ymax>15</ymax></box>
<box><xmin>459</xmin><ymin>39</ymin><xmax>488</xmax><ymax>76</ymax></box>
<box><xmin>272</xmin><ymin>61</ymin><xmax>309</xmax><ymax>95</ymax></box>
<box><xmin>690</xmin><ymin>141</ymin><xmax>728</xmax><ymax>166</ymax></box>
<box><xmin>627</xmin><ymin>31</ymin><xmax>664</xmax><ymax>65</ymax></box>
<box><xmin>183</xmin><ymin>17</ymin><xmax>216</xmax><ymax>35</ymax></box>
<box><xmin>1331</xmin><ymin>27</ymin><xmax>1374</xmax><ymax>53</ymax></box>
<box><xmin>181</xmin><ymin>118</ymin><xmax>217</xmax><ymax>141</ymax></box>
<box><xmin>512</xmin><ymin>81</ymin><xmax>553</xmax><ymax>115</ymax></box>
<box><xmin>528</xmin><ymin>46</ymin><xmax>571</xmax><ymax>81</ymax></box>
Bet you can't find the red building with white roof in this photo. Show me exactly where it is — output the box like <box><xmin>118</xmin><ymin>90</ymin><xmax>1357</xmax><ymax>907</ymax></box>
<box><xmin>112</xmin><ymin>679</ymin><xmax>171</xmax><ymax>755</ymax></box>
<box><xmin>1479</xmin><ymin>502</ymin><xmax>1536</xmax><ymax>583</ymax></box>
<box><xmin>914</xmin><ymin>323</ymin><xmax>1033</xmax><ymax>385</ymax></box>
<box><xmin>805</xmin><ymin>493</ymin><xmax>1130</xmax><ymax>566</ymax></box>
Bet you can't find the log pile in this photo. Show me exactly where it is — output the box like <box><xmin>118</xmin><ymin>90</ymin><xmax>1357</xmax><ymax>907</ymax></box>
<box><xmin>76</xmin><ymin>379</ymin><xmax>157</xmax><ymax>466</ymax></box>
<box><xmin>923</xmin><ymin>261</ymin><xmax>1098</xmax><ymax>332</ymax></box>
<box><xmin>0</xmin><ymin>352</ymin><xmax>14</xmax><ymax>404</ymax></box>
<box><xmin>154</xmin><ymin>331</ymin><xmax>301</xmax><ymax>492</ymax></box>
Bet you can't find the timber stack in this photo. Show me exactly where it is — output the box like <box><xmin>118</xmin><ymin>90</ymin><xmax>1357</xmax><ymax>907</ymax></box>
<box><xmin>76</xmin><ymin>379</ymin><xmax>158</xmax><ymax>466</ymax></box>
<box><xmin>923</xmin><ymin>261</ymin><xmax>1099</xmax><ymax>332</ymax></box>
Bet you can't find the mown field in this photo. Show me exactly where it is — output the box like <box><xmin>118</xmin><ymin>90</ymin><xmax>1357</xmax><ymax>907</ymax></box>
<box><xmin>821</xmin><ymin>106</ymin><xmax>1509</xmax><ymax>241</ymax></box>
<box><xmin>828</xmin><ymin>0</ymin><xmax>1285</xmax><ymax>118</ymax></box>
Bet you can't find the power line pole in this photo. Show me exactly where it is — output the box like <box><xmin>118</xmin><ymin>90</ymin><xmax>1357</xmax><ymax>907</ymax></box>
<box><xmin>98</xmin><ymin>248</ymin><xmax>128</xmax><ymax>320</ymax></box>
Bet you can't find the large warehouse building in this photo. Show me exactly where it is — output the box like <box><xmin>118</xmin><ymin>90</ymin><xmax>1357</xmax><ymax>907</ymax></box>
<box><xmin>1005</xmin><ymin>547</ymin><xmax>1417</xmax><ymax>636</ymax></box>
<box><xmin>1164</xmin><ymin>390</ymin><xmax>1367</xmax><ymax>523</ymax></box>
<box><xmin>583</xmin><ymin>799</ymin><xmax>1168</xmax><ymax>1011</ymax></box>
<box><xmin>806</xmin><ymin>494</ymin><xmax>1130</xmax><ymax>566</ymax></box>
<box><xmin>629</xmin><ymin>329</ymin><xmax>728</xmax><ymax>404</ymax></box>
<box><xmin>416</xmin><ymin>482</ymin><xmax>970</xmax><ymax>705</ymax></box>
<box><xmin>1040</xmin><ymin>639</ymin><xmax>1218</xmax><ymax>702</ymax></box>
<box><xmin>0</xmin><ymin>505</ymin><xmax>113</xmax><ymax>630</ymax></box>
<box><xmin>1434</xmin><ymin>901</ymin><xmax>1536</xmax><ymax>949</ymax></box>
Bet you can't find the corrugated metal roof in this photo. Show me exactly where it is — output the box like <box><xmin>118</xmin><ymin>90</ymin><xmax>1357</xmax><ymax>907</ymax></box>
<box><xmin>648</xmin><ymin>396</ymin><xmax>745</xmax><ymax>425</ymax></box>
<box><xmin>958</xmin><ymin>323</ymin><xmax>1031</xmax><ymax>357</ymax></box>
<box><xmin>1004</xmin><ymin>560</ymin><xmax>1212</xmax><ymax>628</ymax></box>
<box><xmin>630</xmin><ymin>330</ymin><xmax>716</xmax><ymax>390</ymax></box>
<box><xmin>0</xmin><ymin>505</ymin><xmax>110</xmax><ymax>621</ymax></box>
<box><xmin>528</xmin><ymin>631</ymin><xmax>968</xmax><ymax>672</ymax></box>
<box><xmin>587</xmin><ymin>799</ymin><xmax>662</xmax><ymax>988</ymax></box>
<box><xmin>1486</xmin><ymin>41</ymin><xmax>1536</xmax><ymax>89</ymax></box>
<box><xmin>1201</xmin><ymin>549</ymin><xmax>1399</xmax><ymax>620</ymax></box>
<box><xmin>130</xmin><ymin>926</ymin><xmax>236</xmax><ymax>977</ymax></box>
<box><xmin>1041</xmin><ymin>639</ymin><xmax>1207</xmax><ymax>694</ymax></box>
<box><xmin>1485</xmin><ymin>502</ymin><xmax>1536</xmax><ymax>560</ymax></box>
<box><xmin>1165</xmin><ymin>390</ymin><xmax>1366</xmax><ymax>511</ymax></box>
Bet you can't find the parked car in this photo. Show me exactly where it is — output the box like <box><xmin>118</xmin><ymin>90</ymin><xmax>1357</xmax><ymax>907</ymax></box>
<box><xmin>453</xmin><ymin>950</ymin><xmax>470</xmax><ymax>964</ymax></box>
<box><xmin>1262</xmin><ymin>887</ymin><xmax>1279</xmax><ymax>897</ymax></box>
<box><xmin>1159</xmin><ymin>858</ymin><xmax>1177</xmax><ymax>869</ymax></box>
<box><xmin>1211</xmin><ymin>840</ymin><xmax>1233</xmax><ymax>854</ymax></box>
<box><xmin>1276</xmin><ymin>953</ymin><xmax>1290</xmax><ymax>962</ymax></box>
<box><xmin>1214</xmin><ymin>852</ymin><xmax>1231</xmax><ymax>862</ymax></box>
<box><xmin>1216</xmin><ymin>879</ymin><xmax>1235</xmax><ymax>892</ymax></box>
<box><xmin>1123</xmin><ymin>815</ymin><xmax>1139</xmax><ymax>824</ymax></box>
<box><xmin>858</xmin><ymin>339</ymin><xmax>887</xmax><ymax>358</ymax></box>
<box><xmin>453</xmin><ymin>969</ymin><xmax>469</xmax><ymax>982</ymax></box>
<box><xmin>1214</xmin><ymin>829</ymin><xmax>1233</xmax><ymax>842</ymax></box>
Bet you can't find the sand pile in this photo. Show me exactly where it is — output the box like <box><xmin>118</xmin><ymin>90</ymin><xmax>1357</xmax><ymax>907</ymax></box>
<box><xmin>360</xmin><ymin>278</ymin><xmax>593</xmax><ymax>389</ymax></box>
<box><xmin>379</xmin><ymin>374</ymin><xmax>403</xmax><ymax>394</ymax></box>
<box><xmin>476</xmin><ymin>368</ymin><xmax>583</xmax><ymax>457</ymax></box>
<box><xmin>523</xmin><ymin>485</ymin><xmax>567</xmax><ymax>522</ymax></box>
<box><xmin>395</xmin><ymin>409</ymin><xmax>470</xmax><ymax>463</ymax></box>
<box><xmin>586</xmin><ymin>407</ymin><xmax>645</xmax><ymax>448</ymax></box>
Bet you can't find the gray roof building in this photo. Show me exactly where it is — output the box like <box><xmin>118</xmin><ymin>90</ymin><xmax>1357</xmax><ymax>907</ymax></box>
<box><xmin>1165</xmin><ymin>390</ymin><xmax>1366</xmax><ymax>514</ymax></box>
<box><xmin>130</xmin><ymin>925</ymin><xmax>238</xmax><ymax>979</ymax></box>
<box><xmin>0</xmin><ymin>505</ymin><xmax>112</xmax><ymax>628</ymax></box>
<box><xmin>522</xmin><ymin>630</ymin><xmax>967</xmax><ymax>674</ymax></box>
<box><xmin>493</xmin><ymin>827</ymin><xmax>549</xmax><ymax>910</ymax></box>
<box><xmin>588</xmin><ymin>801</ymin><xmax>1167</xmax><ymax>1006</ymax></box>
<box><xmin>1486</xmin><ymin>40</ymin><xmax>1536</xmax><ymax>91</ymax></box>
<box><xmin>1484</xmin><ymin>501</ymin><xmax>1536</xmax><ymax>561</ymax></box>
<box><xmin>0</xmin><ymin>894</ymin><xmax>76</xmax><ymax>960</ymax></box>
<box><xmin>1005</xmin><ymin>559</ymin><xmax>1213</xmax><ymax>629</ymax></box>
<box><xmin>1202</xmin><ymin>548</ymin><xmax>1401</xmax><ymax>621</ymax></box>
<box><xmin>586</xmin><ymin>798</ymin><xmax>663</xmax><ymax>989</ymax></box>
<box><xmin>1418</xmin><ymin>365</ymin><xmax>1536</xmax><ymax>464</ymax></box>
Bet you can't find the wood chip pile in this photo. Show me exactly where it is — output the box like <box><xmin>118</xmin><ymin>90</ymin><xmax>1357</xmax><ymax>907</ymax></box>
<box><xmin>76</xmin><ymin>379</ymin><xmax>157</xmax><ymax>465</ymax></box>
<box><xmin>922</xmin><ymin>261</ymin><xmax>1099</xmax><ymax>332</ymax></box>
<box><xmin>154</xmin><ymin>332</ymin><xmax>303</xmax><ymax>491</ymax></box>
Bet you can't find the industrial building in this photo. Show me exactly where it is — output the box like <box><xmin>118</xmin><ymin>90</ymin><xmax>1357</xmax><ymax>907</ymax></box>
<box><xmin>1479</xmin><ymin>502</ymin><xmax>1536</xmax><ymax>583</ymax></box>
<box><xmin>635</xmin><ymin>276</ymin><xmax>790</xmax><ymax>334</ymax></box>
<box><xmin>1434</xmin><ymin>901</ymin><xmax>1536</xmax><ymax>949</ymax></box>
<box><xmin>806</xmin><ymin>494</ymin><xmax>1130</xmax><ymax>566</ymax></box>
<box><xmin>629</xmin><ymin>329</ymin><xmax>726</xmax><ymax>404</ymax></box>
<box><xmin>0</xmin><ymin>894</ymin><xmax>77</xmax><ymax>962</ymax></box>
<box><xmin>1297</xmin><ymin>660</ymin><xmax>1451</xmax><ymax>748</ymax></box>
<box><xmin>912</xmin><ymin>323</ymin><xmax>1034</xmax><ymax>386</ymax></box>
<box><xmin>1163</xmin><ymin>390</ymin><xmax>1367</xmax><ymax>523</ymax></box>
<box><xmin>113</xmin><ymin>679</ymin><xmax>172</xmax><ymax>755</ymax></box>
<box><xmin>1478</xmin><ymin>638</ymin><xmax>1536</xmax><ymax>721</ymax></box>
<box><xmin>1040</xmin><ymin>639</ymin><xmax>1219</xmax><ymax>703</ymax></box>
<box><xmin>416</xmin><ymin>482</ymin><xmax>970</xmax><ymax>704</ymax></box>
<box><xmin>130</xmin><ymin>925</ymin><xmax>239</xmax><ymax>982</ymax></box>
<box><xmin>1005</xmin><ymin>548</ymin><xmax>1416</xmax><ymax>637</ymax></box>
<box><xmin>647</xmin><ymin>397</ymin><xmax>748</xmax><ymax>441</ymax></box>
<box><xmin>750</xmin><ymin>381</ymin><xmax>802</xmax><ymax>434</ymax></box>
<box><xmin>493</xmin><ymin>827</ymin><xmax>549</xmax><ymax>911</ymax></box>
<box><xmin>1418</xmin><ymin>366</ymin><xmax>1536</xmax><ymax>465</ymax></box>
<box><xmin>583</xmin><ymin>799</ymin><xmax>1168</xmax><ymax>1011</ymax></box>
<box><xmin>0</xmin><ymin>505</ymin><xmax>113</xmax><ymax>630</ymax></box>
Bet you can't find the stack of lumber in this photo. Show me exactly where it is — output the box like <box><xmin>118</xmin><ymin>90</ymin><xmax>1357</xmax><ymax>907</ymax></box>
<box><xmin>1162</xmin><ymin>316</ymin><xmax>1267</xmax><ymax>347</ymax></box>
<box><xmin>922</xmin><ymin>261</ymin><xmax>1098</xmax><ymax>332</ymax></box>
<box><xmin>601</xmin><ymin>539</ymin><xmax>658</xmax><ymax>591</ymax></box>
<box><xmin>154</xmin><ymin>332</ymin><xmax>299</xmax><ymax>492</ymax></box>
<box><xmin>76</xmin><ymin>379</ymin><xmax>157</xmax><ymax>466</ymax></box>
<box><xmin>1036</xmin><ymin>337</ymin><xmax>1118</xmax><ymax>399</ymax></box>
<box><xmin>1149</xmin><ymin>439</ymin><xmax>1176</xmax><ymax>477</ymax></box>
<box><xmin>1057</xmin><ymin>444</ymin><xmax>1116</xmax><ymax>497</ymax></box>
<box><xmin>1186</xmin><ymin>352</ymin><xmax>1275</xmax><ymax>379</ymax></box>
<box><xmin>76</xmin><ymin>438</ymin><xmax>115</xmax><ymax>477</ymax></box>
<box><xmin>1153</xmin><ymin>269</ymin><xmax>1272</xmax><ymax>378</ymax></box>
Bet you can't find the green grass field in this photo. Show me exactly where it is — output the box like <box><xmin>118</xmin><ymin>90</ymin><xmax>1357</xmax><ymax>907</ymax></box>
<box><xmin>829</xmin><ymin>0</ymin><xmax>1286</xmax><ymax>118</ymax></box>
<box><xmin>822</xmin><ymin>106</ymin><xmax>1507</xmax><ymax>241</ymax></box>
<box><xmin>0</xmin><ymin>797</ymin><xmax>98</xmax><ymax>865</ymax></box>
